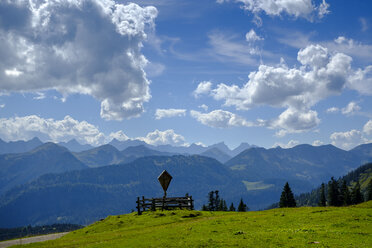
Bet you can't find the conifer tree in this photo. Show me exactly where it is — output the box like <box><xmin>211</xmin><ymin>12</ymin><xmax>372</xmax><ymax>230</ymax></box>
<box><xmin>327</xmin><ymin>177</ymin><xmax>340</xmax><ymax>206</ymax></box>
<box><xmin>208</xmin><ymin>191</ymin><xmax>215</xmax><ymax>211</ymax></box>
<box><xmin>351</xmin><ymin>181</ymin><xmax>363</xmax><ymax>205</ymax></box>
<box><xmin>279</xmin><ymin>182</ymin><xmax>296</xmax><ymax>207</ymax></box>
<box><xmin>222</xmin><ymin>200</ymin><xmax>228</xmax><ymax>211</ymax></box>
<box><xmin>201</xmin><ymin>204</ymin><xmax>208</xmax><ymax>211</ymax></box>
<box><xmin>215</xmin><ymin>190</ymin><xmax>220</xmax><ymax>210</ymax></box>
<box><xmin>318</xmin><ymin>183</ymin><xmax>326</xmax><ymax>207</ymax></box>
<box><xmin>367</xmin><ymin>179</ymin><xmax>372</xmax><ymax>201</ymax></box>
<box><xmin>237</xmin><ymin>198</ymin><xmax>248</xmax><ymax>212</ymax></box>
<box><xmin>340</xmin><ymin>180</ymin><xmax>351</xmax><ymax>206</ymax></box>
<box><xmin>229</xmin><ymin>202</ymin><xmax>236</xmax><ymax>211</ymax></box>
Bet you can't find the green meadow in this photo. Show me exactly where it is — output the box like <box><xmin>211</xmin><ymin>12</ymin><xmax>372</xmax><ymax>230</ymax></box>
<box><xmin>15</xmin><ymin>201</ymin><xmax>372</xmax><ymax>247</ymax></box>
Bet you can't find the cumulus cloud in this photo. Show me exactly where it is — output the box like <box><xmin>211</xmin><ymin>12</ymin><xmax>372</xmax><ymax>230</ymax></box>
<box><xmin>245</xmin><ymin>29</ymin><xmax>263</xmax><ymax>42</ymax></box>
<box><xmin>193</xmin><ymin>81</ymin><xmax>212</xmax><ymax>98</ymax></box>
<box><xmin>190</xmin><ymin>109</ymin><xmax>253</xmax><ymax>128</ymax></box>
<box><xmin>272</xmin><ymin>108</ymin><xmax>320</xmax><ymax>136</ymax></box>
<box><xmin>312</xmin><ymin>140</ymin><xmax>324</xmax><ymax>146</ymax></box>
<box><xmin>219</xmin><ymin>0</ymin><xmax>330</xmax><ymax>22</ymax></box>
<box><xmin>208</xmin><ymin>44</ymin><xmax>352</xmax><ymax>134</ymax></box>
<box><xmin>363</xmin><ymin>120</ymin><xmax>372</xmax><ymax>135</ymax></box>
<box><xmin>108</xmin><ymin>130</ymin><xmax>129</xmax><ymax>142</ymax></box>
<box><xmin>273</xmin><ymin>139</ymin><xmax>300</xmax><ymax>149</ymax></box>
<box><xmin>348</xmin><ymin>65</ymin><xmax>372</xmax><ymax>95</ymax></box>
<box><xmin>0</xmin><ymin>0</ymin><xmax>158</xmax><ymax>120</ymax></box>
<box><xmin>326</xmin><ymin>107</ymin><xmax>339</xmax><ymax>113</ymax></box>
<box><xmin>330</xmin><ymin>129</ymin><xmax>366</xmax><ymax>150</ymax></box>
<box><xmin>0</xmin><ymin>115</ymin><xmax>193</xmax><ymax>146</ymax></box>
<box><xmin>0</xmin><ymin>104</ymin><xmax>5</xmax><ymax>108</ymax></box>
<box><xmin>0</xmin><ymin>115</ymin><xmax>106</xmax><ymax>145</ymax></box>
<box><xmin>138</xmin><ymin>129</ymin><xmax>187</xmax><ymax>146</ymax></box>
<box><xmin>198</xmin><ymin>104</ymin><xmax>209</xmax><ymax>111</ymax></box>
<box><xmin>341</xmin><ymin>102</ymin><xmax>361</xmax><ymax>115</ymax></box>
<box><xmin>155</xmin><ymin>108</ymin><xmax>186</xmax><ymax>120</ymax></box>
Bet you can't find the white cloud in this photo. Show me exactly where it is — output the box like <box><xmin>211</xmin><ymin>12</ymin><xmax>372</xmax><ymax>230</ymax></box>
<box><xmin>4</xmin><ymin>68</ymin><xmax>23</xmax><ymax>77</ymax></box>
<box><xmin>330</xmin><ymin>129</ymin><xmax>367</xmax><ymax>150</ymax></box>
<box><xmin>198</xmin><ymin>104</ymin><xmax>209</xmax><ymax>111</ymax></box>
<box><xmin>0</xmin><ymin>115</ymin><xmax>106</xmax><ymax>146</ymax></box>
<box><xmin>326</xmin><ymin>107</ymin><xmax>339</xmax><ymax>113</ymax></box>
<box><xmin>0</xmin><ymin>104</ymin><xmax>5</xmax><ymax>109</ymax></box>
<box><xmin>190</xmin><ymin>109</ymin><xmax>253</xmax><ymax>128</ymax></box>
<box><xmin>109</xmin><ymin>130</ymin><xmax>129</xmax><ymax>142</ymax></box>
<box><xmin>273</xmin><ymin>140</ymin><xmax>300</xmax><ymax>149</ymax></box>
<box><xmin>193</xmin><ymin>81</ymin><xmax>213</xmax><ymax>98</ymax></box>
<box><xmin>155</xmin><ymin>108</ymin><xmax>186</xmax><ymax>119</ymax></box>
<box><xmin>245</xmin><ymin>29</ymin><xmax>263</xmax><ymax>42</ymax></box>
<box><xmin>33</xmin><ymin>92</ymin><xmax>46</xmax><ymax>100</ymax></box>
<box><xmin>363</xmin><ymin>120</ymin><xmax>372</xmax><ymax>135</ymax></box>
<box><xmin>348</xmin><ymin>65</ymin><xmax>372</xmax><ymax>95</ymax></box>
<box><xmin>210</xmin><ymin>44</ymin><xmax>350</xmax><ymax>134</ymax></box>
<box><xmin>341</xmin><ymin>102</ymin><xmax>361</xmax><ymax>115</ymax></box>
<box><xmin>359</xmin><ymin>17</ymin><xmax>368</xmax><ymax>32</ymax></box>
<box><xmin>272</xmin><ymin>108</ymin><xmax>320</xmax><ymax>136</ymax></box>
<box><xmin>138</xmin><ymin>129</ymin><xmax>187</xmax><ymax>146</ymax></box>
<box><xmin>230</xmin><ymin>0</ymin><xmax>329</xmax><ymax>21</ymax></box>
<box><xmin>0</xmin><ymin>1</ymin><xmax>158</xmax><ymax>120</ymax></box>
<box><xmin>208</xmin><ymin>31</ymin><xmax>261</xmax><ymax>64</ymax></box>
<box><xmin>312</xmin><ymin>140</ymin><xmax>324</xmax><ymax>146</ymax></box>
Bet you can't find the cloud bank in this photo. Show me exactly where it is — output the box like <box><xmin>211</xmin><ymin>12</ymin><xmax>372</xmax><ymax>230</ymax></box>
<box><xmin>0</xmin><ymin>0</ymin><xmax>158</xmax><ymax>120</ymax></box>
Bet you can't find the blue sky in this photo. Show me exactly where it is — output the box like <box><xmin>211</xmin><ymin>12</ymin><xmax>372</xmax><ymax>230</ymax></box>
<box><xmin>0</xmin><ymin>0</ymin><xmax>371</xmax><ymax>150</ymax></box>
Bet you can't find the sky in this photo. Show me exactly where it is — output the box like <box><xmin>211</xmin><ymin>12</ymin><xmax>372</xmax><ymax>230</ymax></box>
<box><xmin>0</xmin><ymin>0</ymin><xmax>371</xmax><ymax>150</ymax></box>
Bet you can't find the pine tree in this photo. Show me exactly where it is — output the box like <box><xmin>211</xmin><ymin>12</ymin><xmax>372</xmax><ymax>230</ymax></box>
<box><xmin>222</xmin><ymin>200</ymin><xmax>228</xmax><ymax>211</ymax></box>
<box><xmin>214</xmin><ymin>190</ymin><xmax>220</xmax><ymax>211</ymax></box>
<box><xmin>279</xmin><ymin>182</ymin><xmax>296</xmax><ymax>208</ymax></box>
<box><xmin>208</xmin><ymin>191</ymin><xmax>215</xmax><ymax>211</ymax></box>
<box><xmin>340</xmin><ymin>180</ymin><xmax>351</xmax><ymax>206</ymax></box>
<box><xmin>327</xmin><ymin>177</ymin><xmax>340</xmax><ymax>206</ymax></box>
<box><xmin>237</xmin><ymin>198</ymin><xmax>248</xmax><ymax>212</ymax></box>
<box><xmin>366</xmin><ymin>179</ymin><xmax>372</xmax><ymax>201</ymax></box>
<box><xmin>318</xmin><ymin>183</ymin><xmax>326</xmax><ymax>207</ymax></box>
<box><xmin>201</xmin><ymin>204</ymin><xmax>208</xmax><ymax>211</ymax></box>
<box><xmin>217</xmin><ymin>199</ymin><xmax>224</xmax><ymax>211</ymax></box>
<box><xmin>351</xmin><ymin>181</ymin><xmax>363</xmax><ymax>205</ymax></box>
<box><xmin>229</xmin><ymin>202</ymin><xmax>236</xmax><ymax>211</ymax></box>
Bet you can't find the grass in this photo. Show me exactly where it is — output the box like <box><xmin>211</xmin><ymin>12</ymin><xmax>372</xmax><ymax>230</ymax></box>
<box><xmin>14</xmin><ymin>201</ymin><xmax>372</xmax><ymax>247</ymax></box>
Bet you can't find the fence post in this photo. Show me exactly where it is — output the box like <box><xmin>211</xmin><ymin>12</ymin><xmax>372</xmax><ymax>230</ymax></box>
<box><xmin>151</xmin><ymin>198</ymin><xmax>156</xmax><ymax>211</ymax></box>
<box><xmin>137</xmin><ymin>197</ymin><xmax>141</xmax><ymax>215</ymax></box>
<box><xmin>142</xmin><ymin>196</ymin><xmax>146</xmax><ymax>213</ymax></box>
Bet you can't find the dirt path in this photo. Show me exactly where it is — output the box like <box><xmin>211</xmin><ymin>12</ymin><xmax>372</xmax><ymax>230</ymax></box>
<box><xmin>0</xmin><ymin>232</ymin><xmax>69</xmax><ymax>248</ymax></box>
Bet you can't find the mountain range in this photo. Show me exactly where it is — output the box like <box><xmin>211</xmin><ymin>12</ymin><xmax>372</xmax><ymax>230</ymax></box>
<box><xmin>0</xmin><ymin>138</ymin><xmax>371</xmax><ymax>228</ymax></box>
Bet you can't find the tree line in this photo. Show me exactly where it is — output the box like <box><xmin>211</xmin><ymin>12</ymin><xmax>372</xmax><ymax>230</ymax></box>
<box><xmin>201</xmin><ymin>190</ymin><xmax>248</xmax><ymax>212</ymax></box>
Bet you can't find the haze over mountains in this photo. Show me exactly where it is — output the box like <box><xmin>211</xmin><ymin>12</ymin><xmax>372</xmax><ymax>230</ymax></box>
<box><xmin>0</xmin><ymin>137</ymin><xmax>371</xmax><ymax>228</ymax></box>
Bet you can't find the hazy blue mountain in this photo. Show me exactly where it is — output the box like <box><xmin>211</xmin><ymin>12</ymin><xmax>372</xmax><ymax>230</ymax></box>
<box><xmin>208</xmin><ymin>142</ymin><xmax>232</xmax><ymax>156</ymax></box>
<box><xmin>58</xmin><ymin>139</ymin><xmax>94</xmax><ymax>152</ymax></box>
<box><xmin>231</xmin><ymin>142</ymin><xmax>256</xmax><ymax>157</ymax></box>
<box><xmin>0</xmin><ymin>155</ymin><xmax>246</xmax><ymax>227</ymax></box>
<box><xmin>73</xmin><ymin>144</ymin><xmax>123</xmax><ymax>168</ymax></box>
<box><xmin>0</xmin><ymin>143</ymin><xmax>87</xmax><ymax>195</ymax></box>
<box><xmin>121</xmin><ymin>145</ymin><xmax>174</xmax><ymax>163</ymax></box>
<box><xmin>0</xmin><ymin>137</ymin><xmax>43</xmax><ymax>154</ymax></box>
<box><xmin>108</xmin><ymin>139</ymin><xmax>148</xmax><ymax>151</ymax></box>
<box><xmin>226</xmin><ymin>144</ymin><xmax>372</xmax><ymax>187</ymax></box>
<box><xmin>350</xmin><ymin>143</ymin><xmax>372</xmax><ymax>158</ymax></box>
<box><xmin>200</xmin><ymin>147</ymin><xmax>231</xmax><ymax>163</ymax></box>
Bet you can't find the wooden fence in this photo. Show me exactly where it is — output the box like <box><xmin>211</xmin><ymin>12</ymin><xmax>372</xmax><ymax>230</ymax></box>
<box><xmin>136</xmin><ymin>194</ymin><xmax>194</xmax><ymax>215</ymax></box>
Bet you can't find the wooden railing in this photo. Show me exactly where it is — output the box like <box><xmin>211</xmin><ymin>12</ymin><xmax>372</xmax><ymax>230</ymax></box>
<box><xmin>136</xmin><ymin>194</ymin><xmax>194</xmax><ymax>215</ymax></box>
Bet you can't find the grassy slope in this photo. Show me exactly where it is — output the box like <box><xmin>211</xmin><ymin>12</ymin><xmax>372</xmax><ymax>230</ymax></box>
<box><xmin>17</xmin><ymin>201</ymin><xmax>372</xmax><ymax>248</ymax></box>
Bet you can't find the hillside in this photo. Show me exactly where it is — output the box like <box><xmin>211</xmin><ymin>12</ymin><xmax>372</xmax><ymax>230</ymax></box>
<box><xmin>0</xmin><ymin>143</ymin><xmax>87</xmax><ymax>195</ymax></box>
<box><xmin>73</xmin><ymin>144</ymin><xmax>123</xmax><ymax>168</ymax></box>
<box><xmin>296</xmin><ymin>163</ymin><xmax>372</xmax><ymax>206</ymax></box>
<box><xmin>226</xmin><ymin>144</ymin><xmax>371</xmax><ymax>187</ymax></box>
<box><xmin>0</xmin><ymin>155</ymin><xmax>246</xmax><ymax>227</ymax></box>
<box><xmin>0</xmin><ymin>137</ymin><xmax>43</xmax><ymax>154</ymax></box>
<box><xmin>12</xmin><ymin>202</ymin><xmax>372</xmax><ymax>247</ymax></box>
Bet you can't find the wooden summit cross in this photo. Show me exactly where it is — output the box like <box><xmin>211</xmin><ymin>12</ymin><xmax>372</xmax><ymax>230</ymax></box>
<box><xmin>136</xmin><ymin>170</ymin><xmax>194</xmax><ymax>215</ymax></box>
<box><xmin>158</xmin><ymin>170</ymin><xmax>172</xmax><ymax>198</ymax></box>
